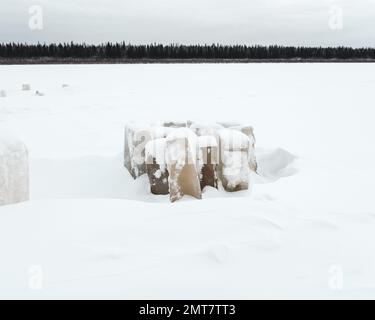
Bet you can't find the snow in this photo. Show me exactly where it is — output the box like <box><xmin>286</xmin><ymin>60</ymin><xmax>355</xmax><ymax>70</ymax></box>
<box><xmin>145</xmin><ymin>137</ymin><xmax>167</xmax><ymax>176</ymax></box>
<box><xmin>219</xmin><ymin>128</ymin><xmax>250</xmax><ymax>151</ymax></box>
<box><xmin>0</xmin><ymin>130</ymin><xmax>29</xmax><ymax>206</ymax></box>
<box><xmin>152</xmin><ymin>126</ymin><xmax>174</xmax><ymax>139</ymax></box>
<box><xmin>166</xmin><ymin>128</ymin><xmax>198</xmax><ymax>168</ymax></box>
<box><xmin>165</xmin><ymin>128</ymin><xmax>201</xmax><ymax>202</ymax></box>
<box><xmin>124</xmin><ymin>123</ymin><xmax>153</xmax><ymax>178</ymax></box>
<box><xmin>222</xmin><ymin>151</ymin><xmax>250</xmax><ymax>191</ymax></box>
<box><xmin>190</xmin><ymin>122</ymin><xmax>224</xmax><ymax>137</ymax></box>
<box><xmin>198</xmin><ymin>135</ymin><xmax>218</xmax><ymax>148</ymax></box>
<box><xmin>145</xmin><ymin>138</ymin><xmax>167</xmax><ymax>164</ymax></box>
<box><xmin>0</xmin><ymin>63</ymin><xmax>375</xmax><ymax>299</ymax></box>
<box><xmin>197</xmin><ymin>136</ymin><xmax>219</xmax><ymax>175</ymax></box>
<box><xmin>125</xmin><ymin>123</ymin><xmax>174</xmax><ymax>178</ymax></box>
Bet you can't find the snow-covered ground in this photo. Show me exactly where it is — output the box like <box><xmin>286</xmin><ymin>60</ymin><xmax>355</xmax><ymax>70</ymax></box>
<box><xmin>0</xmin><ymin>64</ymin><xmax>375</xmax><ymax>299</ymax></box>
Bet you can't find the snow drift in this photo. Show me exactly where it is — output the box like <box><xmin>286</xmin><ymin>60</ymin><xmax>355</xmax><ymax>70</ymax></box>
<box><xmin>1</xmin><ymin>64</ymin><xmax>374</xmax><ymax>299</ymax></box>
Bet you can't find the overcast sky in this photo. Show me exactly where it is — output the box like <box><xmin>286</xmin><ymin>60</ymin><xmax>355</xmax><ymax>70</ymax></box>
<box><xmin>1</xmin><ymin>0</ymin><xmax>375</xmax><ymax>46</ymax></box>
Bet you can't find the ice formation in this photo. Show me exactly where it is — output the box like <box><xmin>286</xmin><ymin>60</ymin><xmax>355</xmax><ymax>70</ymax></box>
<box><xmin>124</xmin><ymin>121</ymin><xmax>257</xmax><ymax>201</ymax></box>
<box><xmin>124</xmin><ymin>122</ymin><xmax>172</xmax><ymax>179</ymax></box>
<box><xmin>0</xmin><ymin>132</ymin><xmax>29</xmax><ymax>206</ymax></box>
<box><xmin>229</xmin><ymin>125</ymin><xmax>258</xmax><ymax>172</ymax></box>
<box><xmin>166</xmin><ymin>128</ymin><xmax>202</xmax><ymax>202</ymax></box>
<box><xmin>218</xmin><ymin>129</ymin><xmax>252</xmax><ymax>192</ymax></box>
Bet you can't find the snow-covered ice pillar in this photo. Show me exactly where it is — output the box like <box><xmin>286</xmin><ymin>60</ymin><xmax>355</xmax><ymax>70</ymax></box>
<box><xmin>229</xmin><ymin>125</ymin><xmax>258</xmax><ymax>172</ymax></box>
<box><xmin>166</xmin><ymin>128</ymin><xmax>202</xmax><ymax>202</ymax></box>
<box><xmin>145</xmin><ymin>138</ymin><xmax>169</xmax><ymax>195</ymax></box>
<box><xmin>124</xmin><ymin>123</ymin><xmax>173</xmax><ymax>179</ymax></box>
<box><xmin>124</xmin><ymin>123</ymin><xmax>154</xmax><ymax>179</ymax></box>
<box><xmin>0</xmin><ymin>132</ymin><xmax>29</xmax><ymax>206</ymax></box>
<box><xmin>218</xmin><ymin>129</ymin><xmax>251</xmax><ymax>192</ymax></box>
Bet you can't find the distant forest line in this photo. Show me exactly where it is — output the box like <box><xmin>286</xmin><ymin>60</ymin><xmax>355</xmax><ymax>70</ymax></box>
<box><xmin>1</xmin><ymin>43</ymin><xmax>375</xmax><ymax>62</ymax></box>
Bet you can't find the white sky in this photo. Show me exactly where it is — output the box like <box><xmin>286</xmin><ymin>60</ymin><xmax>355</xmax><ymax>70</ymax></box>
<box><xmin>1</xmin><ymin>0</ymin><xmax>375</xmax><ymax>46</ymax></box>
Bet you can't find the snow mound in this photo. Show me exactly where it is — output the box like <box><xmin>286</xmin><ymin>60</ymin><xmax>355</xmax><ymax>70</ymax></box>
<box><xmin>0</xmin><ymin>131</ymin><xmax>29</xmax><ymax>206</ymax></box>
<box><xmin>256</xmin><ymin>148</ymin><xmax>298</xmax><ymax>183</ymax></box>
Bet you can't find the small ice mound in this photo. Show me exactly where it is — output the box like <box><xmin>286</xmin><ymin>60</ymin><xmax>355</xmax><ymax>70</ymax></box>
<box><xmin>0</xmin><ymin>90</ymin><xmax>6</xmax><ymax>98</ymax></box>
<box><xmin>22</xmin><ymin>84</ymin><xmax>31</xmax><ymax>91</ymax></box>
<box><xmin>35</xmin><ymin>91</ymin><xmax>44</xmax><ymax>96</ymax></box>
<box><xmin>62</xmin><ymin>84</ymin><xmax>69</xmax><ymax>88</ymax></box>
<box><xmin>255</xmin><ymin>148</ymin><xmax>298</xmax><ymax>183</ymax></box>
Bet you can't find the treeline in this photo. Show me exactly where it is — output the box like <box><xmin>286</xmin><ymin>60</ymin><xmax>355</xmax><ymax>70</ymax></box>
<box><xmin>1</xmin><ymin>42</ymin><xmax>375</xmax><ymax>60</ymax></box>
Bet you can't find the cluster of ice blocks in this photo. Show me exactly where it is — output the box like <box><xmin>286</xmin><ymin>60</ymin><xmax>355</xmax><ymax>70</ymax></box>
<box><xmin>124</xmin><ymin>121</ymin><xmax>257</xmax><ymax>202</ymax></box>
<box><xmin>0</xmin><ymin>132</ymin><xmax>29</xmax><ymax>206</ymax></box>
